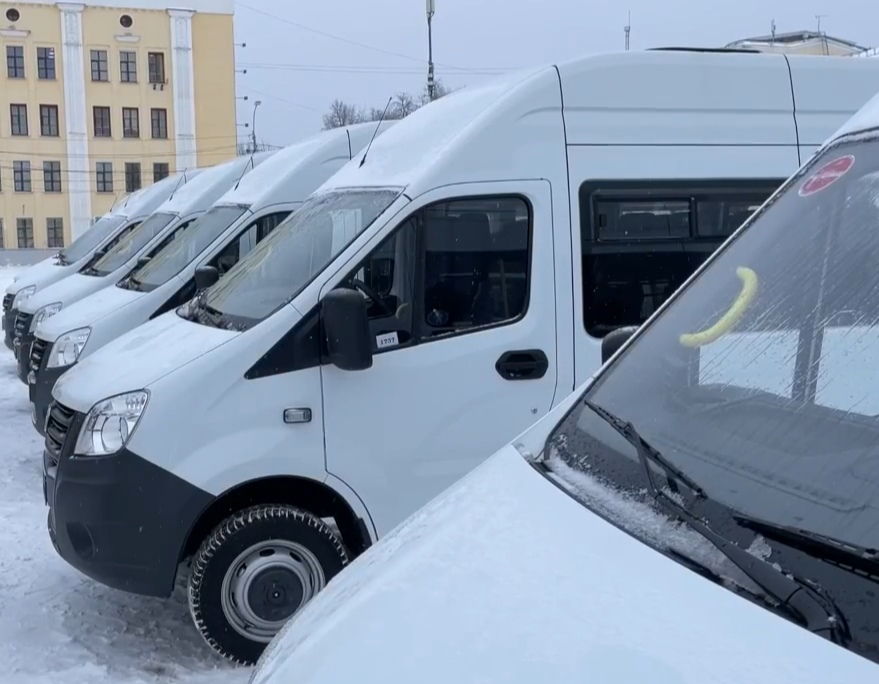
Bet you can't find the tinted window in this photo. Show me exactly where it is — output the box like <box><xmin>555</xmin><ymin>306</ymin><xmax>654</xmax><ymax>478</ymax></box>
<box><xmin>90</xmin><ymin>211</ymin><xmax>175</xmax><ymax>276</ymax></box>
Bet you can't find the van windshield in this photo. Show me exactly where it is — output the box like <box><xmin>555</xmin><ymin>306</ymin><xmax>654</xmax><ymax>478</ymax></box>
<box><xmin>58</xmin><ymin>214</ymin><xmax>127</xmax><ymax>264</ymax></box>
<box><xmin>129</xmin><ymin>204</ymin><xmax>248</xmax><ymax>290</ymax></box>
<box><xmin>199</xmin><ymin>188</ymin><xmax>401</xmax><ymax>326</ymax></box>
<box><xmin>548</xmin><ymin>134</ymin><xmax>879</xmax><ymax>654</ymax></box>
<box><xmin>86</xmin><ymin>212</ymin><xmax>176</xmax><ymax>277</ymax></box>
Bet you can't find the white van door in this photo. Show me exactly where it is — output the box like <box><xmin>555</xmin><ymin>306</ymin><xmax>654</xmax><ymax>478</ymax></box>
<box><xmin>320</xmin><ymin>181</ymin><xmax>558</xmax><ymax>535</ymax></box>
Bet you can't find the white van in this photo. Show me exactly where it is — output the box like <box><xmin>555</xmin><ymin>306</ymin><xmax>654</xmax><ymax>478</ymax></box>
<box><xmin>27</xmin><ymin>122</ymin><xmax>395</xmax><ymax>434</ymax></box>
<box><xmin>43</xmin><ymin>49</ymin><xmax>879</xmax><ymax>663</ymax></box>
<box><xmin>2</xmin><ymin>172</ymin><xmax>202</xmax><ymax>351</ymax></box>
<box><xmin>12</xmin><ymin>154</ymin><xmax>273</xmax><ymax>383</ymax></box>
<box><xmin>250</xmin><ymin>81</ymin><xmax>879</xmax><ymax>684</ymax></box>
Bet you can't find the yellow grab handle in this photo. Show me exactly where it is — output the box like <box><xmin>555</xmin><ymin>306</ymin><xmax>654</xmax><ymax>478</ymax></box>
<box><xmin>679</xmin><ymin>266</ymin><xmax>758</xmax><ymax>348</ymax></box>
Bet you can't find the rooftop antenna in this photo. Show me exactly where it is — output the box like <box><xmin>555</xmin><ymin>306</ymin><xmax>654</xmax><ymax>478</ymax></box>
<box><xmin>815</xmin><ymin>14</ymin><xmax>829</xmax><ymax>54</ymax></box>
<box><xmin>232</xmin><ymin>149</ymin><xmax>257</xmax><ymax>191</ymax></box>
<box><xmin>360</xmin><ymin>97</ymin><xmax>393</xmax><ymax>168</ymax></box>
<box><xmin>167</xmin><ymin>168</ymin><xmax>188</xmax><ymax>202</ymax></box>
<box><xmin>624</xmin><ymin>11</ymin><xmax>631</xmax><ymax>51</ymax></box>
<box><xmin>770</xmin><ymin>18</ymin><xmax>776</xmax><ymax>44</ymax></box>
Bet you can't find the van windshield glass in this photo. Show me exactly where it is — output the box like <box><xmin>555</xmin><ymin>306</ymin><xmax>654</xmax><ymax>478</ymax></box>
<box><xmin>550</xmin><ymin>135</ymin><xmax>879</xmax><ymax>557</ymax></box>
<box><xmin>58</xmin><ymin>214</ymin><xmax>126</xmax><ymax>264</ymax></box>
<box><xmin>132</xmin><ymin>205</ymin><xmax>248</xmax><ymax>289</ymax></box>
<box><xmin>88</xmin><ymin>212</ymin><xmax>176</xmax><ymax>277</ymax></box>
<box><xmin>200</xmin><ymin>189</ymin><xmax>401</xmax><ymax>324</ymax></box>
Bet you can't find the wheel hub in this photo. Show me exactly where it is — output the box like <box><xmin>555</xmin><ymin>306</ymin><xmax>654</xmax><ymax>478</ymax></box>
<box><xmin>246</xmin><ymin>567</ymin><xmax>305</xmax><ymax>623</ymax></box>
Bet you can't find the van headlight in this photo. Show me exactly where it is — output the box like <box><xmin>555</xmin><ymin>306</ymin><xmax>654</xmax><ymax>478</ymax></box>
<box><xmin>12</xmin><ymin>285</ymin><xmax>35</xmax><ymax>309</ymax></box>
<box><xmin>47</xmin><ymin>328</ymin><xmax>90</xmax><ymax>368</ymax></box>
<box><xmin>74</xmin><ymin>390</ymin><xmax>149</xmax><ymax>457</ymax></box>
<box><xmin>30</xmin><ymin>302</ymin><xmax>62</xmax><ymax>332</ymax></box>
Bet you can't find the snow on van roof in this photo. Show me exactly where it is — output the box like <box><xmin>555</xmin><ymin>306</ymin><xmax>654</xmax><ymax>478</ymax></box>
<box><xmin>829</xmin><ymin>88</ymin><xmax>879</xmax><ymax>141</ymax></box>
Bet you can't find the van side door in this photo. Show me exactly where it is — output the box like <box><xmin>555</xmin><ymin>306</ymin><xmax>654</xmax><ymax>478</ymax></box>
<box><xmin>319</xmin><ymin>180</ymin><xmax>559</xmax><ymax>536</ymax></box>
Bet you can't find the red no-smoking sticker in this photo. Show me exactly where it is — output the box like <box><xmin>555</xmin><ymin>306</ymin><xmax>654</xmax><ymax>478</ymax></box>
<box><xmin>799</xmin><ymin>155</ymin><xmax>855</xmax><ymax>197</ymax></box>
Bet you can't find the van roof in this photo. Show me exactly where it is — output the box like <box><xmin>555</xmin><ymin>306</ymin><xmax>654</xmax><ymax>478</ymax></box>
<box><xmin>216</xmin><ymin>120</ymin><xmax>398</xmax><ymax>208</ymax></box>
<box><xmin>319</xmin><ymin>50</ymin><xmax>879</xmax><ymax>197</ymax></box>
<box><xmin>830</xmin><ymin>89</ymin><xmax>879</xmax><ymax>141</ymax></box>
<box><xmin>157</xmin><ymin>151</ymin><xmax>276</xmax><ymax>215</ymax></box>
<box><xmin>118</xmin><ymin>168</ymin><xmax>205</xmax><ymax>218</ymax></box>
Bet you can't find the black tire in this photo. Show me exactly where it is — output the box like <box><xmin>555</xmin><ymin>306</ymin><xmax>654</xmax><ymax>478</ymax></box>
<box><xmin>188</xmin><ymin>504</ymin><xmax>348</xmax><ymax>664</ymax></box>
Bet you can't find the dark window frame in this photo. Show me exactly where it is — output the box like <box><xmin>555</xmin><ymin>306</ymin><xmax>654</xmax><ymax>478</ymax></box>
<box><xmin>96</xmin><ymin>162</ymin><xmax>114</xmax><ymax>193</ymax></box>
<box><xmin>10</xmin><ymin>103</ymin><xmax>28</xmax><ymax>136</ymax></box>
<box><xmin>119</xmin><ymin>50</ymin><xmax>137</xmax><ymax>82</ymax></box>
<box><xmin>124</xmin><ymin>162</ymin><xmax>142</xmax><ymax>192</ymax></box>
<box><xmin>13</xmin><ymin>161</ymin><xmax>32</xmax><ymax>192</ymax></box>
<box><xmin>150</xmin><ymin>107</ymin><xmax>168</xmax><ymax>139</ymax></box>
<box><xmin>148</xmin><ymin>51</ymin><xmax>165</xmax><ymax>84</ymax></box>
<box><xmin>16</xmin><ymin>218</ymin><xmax>34</xmax><ymax>248</ymax></box>
<box><xmin>90</xmin><ymin>49</ymin><xmax>109</xmax><ymax>82</ymax></box>
<box><xmin>36</xmin><ymin>46</ymin><xmax>56</xmax><ymax>80</ymax></box>
<box><xmin>43</xmin><ymin>161</ymin><xmax>62</xmax><ymax>193</ymax></box>
<box><xmin>6</xmin><ymin>45</ymin><xmax>24</xmax><ymax>78</ymax></box>
<box><xmin>46</xmin><ymin>217</ymin><xmax>64</xmax><ymax>248</ymax></box>
<box><xmin>40</xmin><ymin>104</ymin><xmax>60</xmax><ymax>137</ymax></box>
<box><xmin>122</xmin><ymin>107</ymin><xmax>139</xmax><ymax>138</ymax></box>
<box><xmin>93</xmin><ymin>106</ymin><xmax>112</xmax><ymax>137</ymax></box>
<box><xmin>153</xmin><ymin>162</ymin><xmax>170</xmax><ymax>182</ymax></box>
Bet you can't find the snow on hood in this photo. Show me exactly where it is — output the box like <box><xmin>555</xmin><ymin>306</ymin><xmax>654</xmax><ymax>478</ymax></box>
<box><xmin>252</xmin><ymin>447</ymin><xmax>877</xmax><ymax>684</ymax></box>
<box><xmin>36</xmin><ymin>285</ymin><xmax>143</xmax><ymax>342</ymax></box>
<box><xmin>53</xmin><ymin>312</ymin><xmax>236</xmax><ymax>412</ymax></box>
<box><xmin>19</xmin><ymin>272</ymin><xmax>107</xmax><ymax>314</ymax></box>
<box><xmin>4</xmin><ymin>257</ymin><xmax>69</xmax><ymax>296</ymax></box>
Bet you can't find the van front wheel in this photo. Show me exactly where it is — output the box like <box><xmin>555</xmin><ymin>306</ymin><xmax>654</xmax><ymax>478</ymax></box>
<box><xmin>188</xmin><ymin>504</ymin><xmax>349</xmax><ymax>664</ymax></box>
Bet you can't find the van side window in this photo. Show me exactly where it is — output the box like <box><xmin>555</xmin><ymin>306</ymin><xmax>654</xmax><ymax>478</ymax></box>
<box><xmin>212</xmin><ymin>211</ymin><xmax>290</xmax><ymax>275</ymax></box>
<box><xmin>580</xmin><ymin>180</ymin><xmax>780</xmax><ymax>339</ymax></box>
<box><xmin>340</xmin><ymin>196</ymin><xmax>531</xmax><ymax>352</ymax></box>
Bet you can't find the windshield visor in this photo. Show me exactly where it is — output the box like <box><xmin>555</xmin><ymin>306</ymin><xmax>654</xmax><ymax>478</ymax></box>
<box><xmin>90</xmin><ymin>212</ymin><xmax>176</xmax><ymax>276</ymax></box>
<box><xmin>201</xmin><ymin>188</ymin><xmax>401</xmax><ymax>325</ymax></box>
<box><xmin>132</xmin><ymin>204</ymin><xmax>248</xmax><ymax>289</ymax></box>
<box><xmin>59</xmin><ymin>214</ymin><xmax>127</xmax><ymax>263</ymax></box>
<box><xmin>555</xmin><ymin>134</ymin><xmax>879</xmax><ymax>552</ymax></box>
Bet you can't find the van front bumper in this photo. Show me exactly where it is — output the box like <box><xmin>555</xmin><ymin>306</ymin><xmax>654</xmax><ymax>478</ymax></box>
<box><xmin>2</xmin><ymin>308</ymin><xmax>15</xmax><ymax>350</ymax></box>
<box><xmin>45</xmin><ymin>437</ymin><xmax>213</xmax><ymax>598</ymax></box>
<box><xmin>29</xmin><ymin>359</ymin><xmax>69</xmax><ymax>437</ymax></box>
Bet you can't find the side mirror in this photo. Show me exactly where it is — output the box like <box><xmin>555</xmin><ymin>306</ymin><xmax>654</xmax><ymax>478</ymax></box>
<box><xmin>194</xmin><ymin>265</ymin><xmax>219</xmax><ymax>290</ymax></box>
<box><xmin>601</xmin><ymin>326</ymin><xmax>639</xmax><ymax>365</ymax></box>
<box><xmin>322</xmin><ymin>288</ymin><xmax>373</xmax><ymax>371</ymax></box>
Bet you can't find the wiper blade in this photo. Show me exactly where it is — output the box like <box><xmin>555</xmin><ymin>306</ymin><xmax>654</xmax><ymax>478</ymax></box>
<box><xmin>582</xmin><ymin>399</ymin><xmax>850</xmax><ymax>644</ymax></box>
<box><xmin>735</xmin><ymin>514</ymin><xmax>879</xmax><ymax>577</ymax></box>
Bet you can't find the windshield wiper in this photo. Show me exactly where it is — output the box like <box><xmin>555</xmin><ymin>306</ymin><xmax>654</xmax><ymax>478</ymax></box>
<box><xmin>734</xmin><ymin>514</ymin><xmax>879</xmax><ymax>578</ymax></box>
<box><xmin>582</xmin><ymin>399</ymin><xmax>850</xmax><ymax>644</ymax></box>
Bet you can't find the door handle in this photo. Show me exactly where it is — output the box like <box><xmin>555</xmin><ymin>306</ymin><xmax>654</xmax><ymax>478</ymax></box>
<box><xmin>495</xmin><ymin>349</ymin><xmax>549</xmax><ymax>381</ymax></box>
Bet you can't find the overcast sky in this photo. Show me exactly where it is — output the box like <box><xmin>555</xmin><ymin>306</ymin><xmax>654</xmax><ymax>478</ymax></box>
<box><xmin>231</xmin><ymin>0</ymin><xmax>878</xmax><ymax>146</ymax></box>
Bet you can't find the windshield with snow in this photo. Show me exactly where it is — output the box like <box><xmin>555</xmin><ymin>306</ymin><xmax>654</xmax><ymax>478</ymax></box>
<box><xmin>128</xmin><ymin>205</ymin><xmax>248</xmax><ymax>290</ymax></box>
<box><xmin>547</xmin><ymin>134</ymin><xmax>879</xmax><ymax>663</ymax></box>
<box><xmin>58</xmin><ymin>214</ymin><xmax>127</xmax><ymax>264</ymax></box>
<box><xmin>86</xmin><ymin>212</ymin><xmax>176</xmax><ymax>277</ymax></box>
<box><xmin>195</xmin><ymin>189</ymin><xmax>401</xmax><ymax>327</ymax></box>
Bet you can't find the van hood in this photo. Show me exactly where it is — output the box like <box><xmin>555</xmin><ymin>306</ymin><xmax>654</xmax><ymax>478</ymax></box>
<box><xmin>252</xmin><ymin>448</ymin><xmax>876</xmax><ymax>684</ymax></box>
<box><xmin>53</xmin><ymin>312</ymin><xmax>236</xmax><ymax>413</ymax></box>
<box><xmin>19</xmin><ymin>272</ymin><xmax>109</xmax><ymax>314</ymax></box>
<box><xmin>36</xmin><ymin>285</ymin><xmax>144</xmax><ymax>342</ymax></box>
<box><xmin>4</xmin><ymin>257</ymin><xmax>72</xmax><ymax>296</ymax></box>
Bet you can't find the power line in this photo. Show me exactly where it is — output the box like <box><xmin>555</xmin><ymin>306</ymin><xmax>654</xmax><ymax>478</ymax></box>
<box><xmin>0</xmin><ymin>142</ymin><xmax>239</xmax><ymax>159</ymax></box>
<box><xmin>237</xmin><ymin>62</ymin><xmax>510</xmax><ymax>76</ymax></box>
<box><xmin>242</xmin><ymin>87</ymin><xmax>321</xmax><ymax>113</ymax></box>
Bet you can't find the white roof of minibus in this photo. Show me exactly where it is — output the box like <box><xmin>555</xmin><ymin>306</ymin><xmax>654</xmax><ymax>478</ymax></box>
<box><xmin>117</xmin><ymin>169</ymin><xmax>206</xmax><ymax>218</ymax></box>
<box><xmin>828</xmin><ymin>89</ymin><xmax>879</xmax><ymax>141</ymax></box>
<box><xmin>156</xmin><ymin>151</ymin><xmax>275</xmax><ymax>216</ymax></box>
<box><xmin>216</xmin><ymin>120</ymin><xmax>398</xmax><ymax>208</ymax></box>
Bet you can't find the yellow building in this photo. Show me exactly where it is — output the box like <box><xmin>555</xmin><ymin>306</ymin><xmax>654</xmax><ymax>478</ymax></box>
<box><xmin>0</xmin><ymin>0</ymin><xmax>237</xmax><ymax>250</ymax></box>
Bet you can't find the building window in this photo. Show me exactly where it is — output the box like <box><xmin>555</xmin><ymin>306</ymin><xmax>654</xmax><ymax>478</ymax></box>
<box><xmin>153</xmin><ymin>162</ymin><xmax>170</xmax><ymax>182</ymax></box>
<box><xmin>17</xmin><ymin>218</ymin><xmax>34</xmax><ymax>248</ymax></box>
<box><xmin>0</xmin><ymin>220</ymin><xmax>4</xmax><ymax>249</ymax></box>
<box><xmin>148</xmin><ymin>51</ymin><xmax>166</xmax><ymax>84</ymax></box>
<box><xmin>10</xmin><ymin>104</ymin><xmax>28</xmax><ymax>136</ymax></box>
<box><xmin>13</xmin><ymin>161</ymin><xmax>31</xmax><ymax>192</ymax></box>
<box><xmin>46</xmin><ymin>218</ymin><xmax>64</xmax><ymax>248</ymax></box>
<box><xmin>6</xmin><ymin>45</ymin><xmax>24</xmax><ymax>78</ymax></box>
<box><xmin>43</xmin><ymin>161</ymin><xmax>62</xmax><ymax>193</ymax></box>
<box><xmin>122</xmin><ymin>107</ymin><xmax>139</xmax><ymax>138</ymax></box>
<box><xmin>125</xmin><ymin>162</ymin><xmax>142</xmax><ymax>192</ymax></box>
<box><xmin>36</xmin><ymin>47</ymin><xmax>56</xmax><ymax>80</ymax></box>
<box><xmin>40</xmin><ymin>104</ymin><xmax>60</xmax><ymax>137</ymax></box>
<box><xmin>93</xmin><ymin>106</ymin><xmax>111</xmax><ymax>137</ymax></box>
<box><xmin>120</xmin><ymin>50</ymin><xmax>137</xmax><ymax>82</ymax></box>
<box><xmin>96</xmin><ymin>162</ymin><xmax>114</xmax><ymax>193</ymax></box>
<box><xmin>151</xmin><ymin>108</ymin><xmax>168</xmax><ymax>139</ymax></box>
<box><xmin>90</xmin><ymin>49</ymin><xmax>109</xmax><ymax>82</ymax></box>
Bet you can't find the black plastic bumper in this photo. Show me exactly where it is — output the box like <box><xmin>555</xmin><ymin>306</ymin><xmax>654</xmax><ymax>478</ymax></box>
<box><xmin>30</xmin><ymin>360</ymin><xmax>69</xmax><ymax>437</ymax></box>
<box><xmin>2</xmin><ymin>308</ymin><xmax>15</xmax><ymax>350</ymax></box>
<box><xmin>45</xmin><ymin>436</ymin><xmax>214</xmax><ymax>598</ymax></box>
<box><xmin>16</xmin><ymin>331</ymin><xmax>35</xmax><ymax>383</ymax></box>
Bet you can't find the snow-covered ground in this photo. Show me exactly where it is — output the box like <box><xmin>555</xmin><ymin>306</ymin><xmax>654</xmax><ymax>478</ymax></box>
<box><xmin>0</xmin><ymin>267</ymin><xmax>248</xmax><ymax>684</ymax></box>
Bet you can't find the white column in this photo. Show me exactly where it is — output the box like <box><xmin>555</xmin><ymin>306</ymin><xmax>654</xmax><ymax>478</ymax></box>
<box><xmin>57</xmin><ymin>2</ymin><xmax>91</xmax><ymax>241</ymax></box>
<box><xmin>168</xmin><ymin>9</ymin><xmax>198</xmax><ymax>172</ymax></box>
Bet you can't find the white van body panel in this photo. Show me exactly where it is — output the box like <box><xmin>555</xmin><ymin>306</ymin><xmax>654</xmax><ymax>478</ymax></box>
<box><xmin>37</xmin><ymin>122</ymin><xmax>397</xmax><ymax>357</ymax></box>
<box><xmin>21</xmin><ymin>155</ymin><xmax>272</xmax><ymax>317</ymax></box>
<box><xmin>250</xmin><ymin>448</ymin><xmax>878</xmax><ymax>684</ymax></box>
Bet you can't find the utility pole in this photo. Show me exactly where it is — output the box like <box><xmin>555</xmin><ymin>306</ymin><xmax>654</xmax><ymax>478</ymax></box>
<box><xmin>250</xmin><ymin>100</ymin><xmax>262</xmax><ymax>153</ymax></box>
<box><xmin>624</xmin><ymin>11</ymin><xmax>631</xmax><ymax>51</ymax></box>
<box><xmin>426</xmin><ymin>0</ymin><xmax>435</xmax><ymax>101</ymax></box>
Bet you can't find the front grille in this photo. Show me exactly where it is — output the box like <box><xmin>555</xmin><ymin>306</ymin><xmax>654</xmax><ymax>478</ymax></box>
<box><xmin>44</xmin><ymin>402</ymin><xmax>76</xmax><ymax>467</ymax></box>
<box><xmin>13</xmin><ymin>311</ymin><xmax>31</xmax><ymax>339</ymax></box>
<box><xmin>2</xmin><ymin>294</ymin><xmax>12</xmax><ymax>314</ymax></box>
<box><xmin>30</xmin><ymin>338</ymin><xmax>48</xmax><ymax>373</ymax></box>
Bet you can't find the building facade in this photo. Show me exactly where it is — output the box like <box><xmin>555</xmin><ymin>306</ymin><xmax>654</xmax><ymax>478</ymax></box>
<box><xmin>0</xmin><ymin>0</ymin><xmax>236</xmax><ymax>250</ymax></box>
<box><xmin>725</xmin><ymin>30</ymin><xmax>870</xmax><ymax>56</ymax></box>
